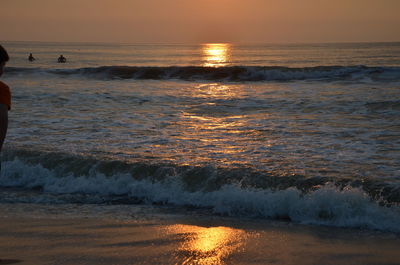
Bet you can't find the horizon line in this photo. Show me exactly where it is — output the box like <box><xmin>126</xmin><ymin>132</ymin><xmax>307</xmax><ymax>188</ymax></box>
<box><xmin>1</xmin><ymin>39</ymin><xmax>400</xmax><ymax>46</ymax></box>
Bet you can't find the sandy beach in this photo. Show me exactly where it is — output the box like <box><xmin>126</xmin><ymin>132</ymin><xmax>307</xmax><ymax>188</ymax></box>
<box><xmin>0</xmin><ymin>203</ymin><xmax>399</xmax><ymax>265</ymax></box>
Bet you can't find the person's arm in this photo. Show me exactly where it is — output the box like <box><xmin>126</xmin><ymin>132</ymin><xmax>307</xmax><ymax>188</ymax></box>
<box><xmin>0</xmin><ymin>104</ymin><xmax>8</xmax><ymax>153</ymax></box>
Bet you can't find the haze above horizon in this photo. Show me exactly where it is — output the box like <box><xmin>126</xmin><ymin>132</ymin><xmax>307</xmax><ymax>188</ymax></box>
<box><xmin>1</xmin><ymin>0</ymin><xmax>399</xmax><ymax>44</ymax></box>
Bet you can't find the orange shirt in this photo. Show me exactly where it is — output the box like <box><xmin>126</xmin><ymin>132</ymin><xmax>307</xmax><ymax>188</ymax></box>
<box><xmin>0</xmin><ymin>81</ymin><xmax>11</xmax><ymax>110</ymax></box>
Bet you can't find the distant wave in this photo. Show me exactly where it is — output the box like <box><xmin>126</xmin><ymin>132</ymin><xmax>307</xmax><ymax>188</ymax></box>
<box><xmin>1</xmin><ymin>149</ymin><xmax>400</xmax><ymax>232</ymax></box>
<box><xmin>6</xmin><ymin>65</ymin><xmax>400</xmax><ymax>82</ymax></box>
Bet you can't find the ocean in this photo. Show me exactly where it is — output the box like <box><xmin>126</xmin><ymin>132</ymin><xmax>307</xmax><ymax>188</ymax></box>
<box><xmin>1</xmin><ymin>41</ymin><xmax>400</xmax><ymax>233</ymax></box>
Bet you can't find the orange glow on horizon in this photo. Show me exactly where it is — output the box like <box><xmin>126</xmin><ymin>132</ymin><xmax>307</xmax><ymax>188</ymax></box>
<box><xmin>2</xmin><ymin>1</ymin><xmax>400</xmax><ymax>43</ymax></box>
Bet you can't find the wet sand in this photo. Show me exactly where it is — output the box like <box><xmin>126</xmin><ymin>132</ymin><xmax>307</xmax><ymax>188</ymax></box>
<box><xmin>0</xmin><ymin>212</ymin><xmax>399</xmax><ymax>265</ymax></box>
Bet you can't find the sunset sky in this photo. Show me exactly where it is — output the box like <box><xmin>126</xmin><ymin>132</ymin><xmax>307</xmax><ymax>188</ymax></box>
<box><xmin>1</xmin><ymin>0</ymin><xmax>399</xmax><ymax>43</ymax></box>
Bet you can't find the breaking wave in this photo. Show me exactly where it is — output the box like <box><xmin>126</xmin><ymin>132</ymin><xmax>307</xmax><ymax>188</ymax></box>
<box><xmin>1</xmin><ymin>149</ymin><xmax>400</xmax><ymax>233</ymax></box>
<box><xmin>6</xmin><ymin>65</ymin><xmax>400</xmax><ymax>82</ymax></box>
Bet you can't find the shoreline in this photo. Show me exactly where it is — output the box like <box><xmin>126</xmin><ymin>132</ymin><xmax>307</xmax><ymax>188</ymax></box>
<box><xmin>0</xmin><ymin>203</ymin><xmax>399</xmax><ymax>265</ymax></box>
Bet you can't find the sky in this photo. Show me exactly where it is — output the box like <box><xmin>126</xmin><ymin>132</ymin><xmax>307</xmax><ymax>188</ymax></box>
<box><xmin>1</xmin><ymin>0</ymin><xmax>399</xmax><ymax>44</ymax></box>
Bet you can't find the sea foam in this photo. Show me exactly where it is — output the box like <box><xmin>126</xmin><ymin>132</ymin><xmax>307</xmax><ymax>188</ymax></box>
<box><xmin>1</xmin><ymin>157</ymin><xmax>399</xmax><ymax>233</ymax></box>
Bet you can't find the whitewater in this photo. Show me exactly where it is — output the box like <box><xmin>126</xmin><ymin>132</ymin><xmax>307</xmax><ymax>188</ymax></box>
<box><xmin>1</xmin><ymin>41</ymin><xmax>400</xmax><ymax>233</ymax></box>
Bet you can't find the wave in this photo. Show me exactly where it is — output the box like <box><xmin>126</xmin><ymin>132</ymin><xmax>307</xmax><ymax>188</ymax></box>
<box><xmin>6</xmin><ymin>65</ymin><xmax>400</xmax><ymax>82</ymax></box>
<box><xmin>0</xmin><ymin>149</ymin><xmax>400</xmax><ymax>232</ymax></box>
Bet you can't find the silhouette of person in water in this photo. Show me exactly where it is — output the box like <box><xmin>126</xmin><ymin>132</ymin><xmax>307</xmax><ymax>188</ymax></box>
<box><xmin>28</xmin><ymin>53</ymin><xmax>35</xmax><ymax>62</ymax></box>
<box><xmin>57</xmin><ymin>55</ymin><xmax>66</xmax><ymax>63</ymax></box>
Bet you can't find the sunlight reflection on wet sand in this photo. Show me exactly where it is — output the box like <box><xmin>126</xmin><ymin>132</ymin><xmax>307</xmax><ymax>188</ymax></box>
<box><xmin>165</xmin><ymin>225</ymin><xmax>247</xmax><ymax>265</ymax></box>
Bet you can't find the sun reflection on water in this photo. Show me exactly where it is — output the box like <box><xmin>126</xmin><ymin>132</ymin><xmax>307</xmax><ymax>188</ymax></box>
<box><xmin>174</xmin><ymin>82</ymin><xmax>252</xmax><ymax>166</ymax></box>
<box><xmin>202</xmin><ymin>43</ymin><xmax>231</xmax><ymax>67</ymax></box>
<box><xmin>165</xmin><ymin>225</ymin><xmax>246</xmax><ymax>265</ymax></box>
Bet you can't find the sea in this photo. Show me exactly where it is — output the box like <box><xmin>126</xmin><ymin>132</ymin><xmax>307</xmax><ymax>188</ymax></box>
<box><xmin>1</xmin><ymin>41</ymin><xmax>400</xmax><ymax>232</ymax></box>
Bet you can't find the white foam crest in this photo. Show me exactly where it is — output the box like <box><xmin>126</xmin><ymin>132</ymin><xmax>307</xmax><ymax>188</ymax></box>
<box><xmin>0</xmin><ymin>159</ymin><xmax>133</xmax><ymax>196</ymax></box>
<box><xmin>187</xmin><ymin>185</ymin><xmax>400</xmax><ymax>232</ymax></box>
<box><xmin>1</xmin><ymin>159</ymin><xmax>400</xmax><ymax>232</ymax></box>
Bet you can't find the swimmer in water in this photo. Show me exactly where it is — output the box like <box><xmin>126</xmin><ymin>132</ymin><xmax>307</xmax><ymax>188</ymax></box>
<box><xmin>57</xmin><ymin>55</ymin><xmax>66</xmax><ymax>63</ymax></box>
<box><xmin>28</xmin><ymin>53</ymin><xmax>35</xmax><ymax>62</ymax></box>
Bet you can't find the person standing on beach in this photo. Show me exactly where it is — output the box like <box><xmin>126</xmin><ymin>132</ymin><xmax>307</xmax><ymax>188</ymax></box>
<box><xmin>0</xmin><ymin>45</ymin><xmax>11</xmax><ymax>156</ymax></box>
